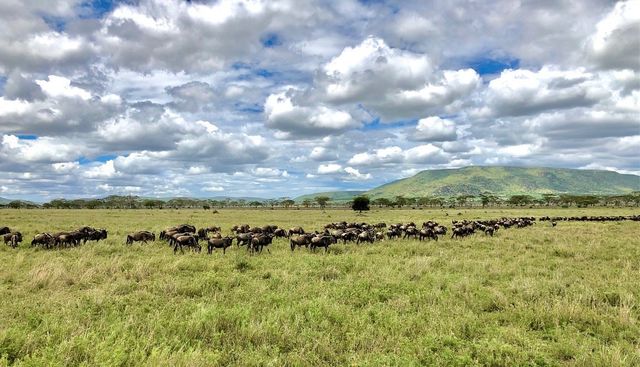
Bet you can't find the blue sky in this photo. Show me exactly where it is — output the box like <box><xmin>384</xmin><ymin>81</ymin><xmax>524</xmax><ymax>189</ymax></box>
<box><xmin>0</xmin><ymin>0</ymin><xmax>638</xmax><ymax>201</ymax></box>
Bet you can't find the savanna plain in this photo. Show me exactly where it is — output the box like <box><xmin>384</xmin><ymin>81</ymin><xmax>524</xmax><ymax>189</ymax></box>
<box><xmin>0</xmin><ymin>208</ymin><xmax>639</xmax><ymax>366</ymax></box>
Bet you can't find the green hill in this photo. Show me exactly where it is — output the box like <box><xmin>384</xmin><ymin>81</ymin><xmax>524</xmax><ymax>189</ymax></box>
<box><xmin>364</xmin><ymin>166</ymin><xmax>640</xmax><ymax>198</ymax></box>
<box><xmin>294</xmin><ymin>191</ymin><xmax>366</xmax><ymax>203</ymax></box>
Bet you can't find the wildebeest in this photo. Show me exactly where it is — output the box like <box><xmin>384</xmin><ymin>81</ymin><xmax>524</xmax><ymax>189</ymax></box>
<box><xmin>3</xmin><ymin>232</ymin><xmax>22</xmax><ymax>248</ymax></box>
<box><xmin>173</xmin><ymin>234</ymin><xmax>200</xmax><ymax>254</ymax></box>
<box><xmin>356</xmin><ymin>231</ymin><xmax>374</xmax><ymax>244</ymax></box>
<box><xmin>207</xmin><ymin>237</ymin><xmax>233</xmax><ymax>254</ymax></box>
<box><xmin>126</xmin><ymin>231</ymin><xmax>156</xmax><ymax>245</ymax></box>
<box><xmin>236</xmin><ymin>233</ymin><xmax>252</xmax><ymax>248</ymax></box>
<box><xmin>198</xmin><ymin>226</ymin><xmax>221</xmax><ymax>238</ymax></box>
<box><xmin>419</xmin><ymin>228</ymin><xmax>437</xmax><ymax>241</ymax></box>
<box><xmin>0</xmin><ymin>227</ymin><xmax>11</xmax><ymax>236</ymax></box>
<box><xmin>290</xmin><ymin>234</ymin><xmax>312</xmax><ymax>251</ymax></box>
<box><xmin>288</xmin><ymin>226</ymin><xmax>305</xmax><ymax>237</ymax></box>
<box><xmin>31</xmin><ymin>233</ymin><xmax>54</xmax><ymax>248</ymax></box>
<box><xmin>250</xmin><ymin>234</ymin><xmax>274</xmax><ymax>254</ymax></box>
<box><xmin>310</xmin><ymin>235</ymin><xmax>333</xmax><ymax>253</ymax></box>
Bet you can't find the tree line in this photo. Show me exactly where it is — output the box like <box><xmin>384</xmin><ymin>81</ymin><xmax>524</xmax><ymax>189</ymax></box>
<box><xmin>1</xmin><ymin>192</ymin><xmax>639</xmax><ymax>210</ymax></box>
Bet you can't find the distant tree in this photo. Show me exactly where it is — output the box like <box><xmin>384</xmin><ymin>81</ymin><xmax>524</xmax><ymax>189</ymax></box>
<box><xmin>394</xmin><ymin>195</ymin><xmax>407</xmax><ymax>207</ymax></box>
<box><xmin>508</xmin><ymin>195</ymin><xmax>534</xmax><ymax>206</ymax></box>
<box><xmin>249</xmin><ymin>201</ymin><xmax>263</xmax><ymax>208</ymax></box>
<box><xmin>315</xmin><ymin>196</ymin><xmax>331</xmax><ymax>209</ymax></box>
<box><xmin>352</xmin><ymin>196</ymin><xmax>370</xmax><ymax>213</ymax></box>
<box><xmin>479</xmin><ymin>192</ymin><xmax>499</xmax><ymax>208</ymax></box>
<box><xmin>372</xmin><ymin>198</ymin><xmax>392</xmax><ymax>207</ymax></box>
<box><xmin>302</xmin><ymin>199</ymin><xmax>312</xmax><ymax>208</ymax></box>
<box><xmin>542</xmin><ymin>193</ymin><xmax>558</xmax><ymax>206</ymax></box>
<box><xmin>281</xmin><ymin>199</ymin><xmax>295</xmax><ymax>208</ymax></box>
<box><xmin>8</xmin><ymin>201</ymin><xmax>22</xmax><ymax>209</ymax></box>
<box><xmin>85</xmin><ymin>199</ymin><xmax>102</xmax><ymax>209</ymax></box>
<box><xmin>456</xmin><ymin>195</ymin><xmax>475</xmax><ymax>207</ymax></box>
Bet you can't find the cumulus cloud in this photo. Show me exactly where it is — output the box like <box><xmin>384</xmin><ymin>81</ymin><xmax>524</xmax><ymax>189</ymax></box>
<box><xmin>475</xmin><ymin>67</ymin><xmax>608</xmax><ymax>118</ymax></box>
<box><xmin>348</xmin><ymin>144</ymin><xmax>449</xmax><ymax>166</ymax></box>
<box><xmin>317</xmin><ymin>163</ymin><xmax>343</xmax><ymax>174</ymax></box>
<box><xmin>410</xmin><ymin>116</ymin><xmax>457</xmax><ymax>141</ymax></box>
<box><xmin>587</xmin><ymin>1</ymin><xmax>640</xmax><ymax>71</ymax></box>
<box><xmin>319</xmin><ymin>37</ymin><xmax>480</xmax><ymax>121</ymax></box>
<box><xmin>264</xmin><ymin>90</ymin><xmax>360</xmax><ymax>137</ymax></box>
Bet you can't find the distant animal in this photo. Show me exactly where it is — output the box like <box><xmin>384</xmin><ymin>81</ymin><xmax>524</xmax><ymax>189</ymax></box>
<box><xmin>126</xmin><ymin>231</ymin><xmax>156</xmax><ymax>245</ymax></box>
<box><xmin>207</xmin><ymin>237</ymin><xmax>233</xmax><ymax>254</ymax></box>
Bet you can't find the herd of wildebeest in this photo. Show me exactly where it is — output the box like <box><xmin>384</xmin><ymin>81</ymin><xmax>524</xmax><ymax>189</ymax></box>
<box><xmin>1</xmin><ymin>214</ymin><xmax>638</xmax><ymax>254</ymax></box>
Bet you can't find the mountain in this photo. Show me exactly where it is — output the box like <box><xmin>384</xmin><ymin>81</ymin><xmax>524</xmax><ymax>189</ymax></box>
<box><xmin>364</xmin><ymin>166</ymin><xmax>640</xmax><ymax>198</ymax></box>
<box><xmin>0</xmin><ymin>197</ymin><xmax>11</xmax><ymax>204</ymax></box>
<box><xmin>294</xmin><ymin>191</ymin><xmax>366</xmax><ymax>203</ymax></box>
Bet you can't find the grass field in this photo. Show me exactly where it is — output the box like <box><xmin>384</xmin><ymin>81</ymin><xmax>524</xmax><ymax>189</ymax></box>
<box><xmin>0</xmin><ymin>208</ymin><xmax>639</xmax><ymax>366</ymax></box>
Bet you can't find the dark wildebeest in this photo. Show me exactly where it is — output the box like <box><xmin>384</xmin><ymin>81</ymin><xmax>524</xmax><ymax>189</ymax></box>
<box><xmin>126</xmin><ymin>231</ymin><xmax>156</xmax><ymax>245</ymax></box>
<box><xmin>31</xmin><ymin>233</ymin><xmax>54</xmax><ymax>248</ymax></box>
<box><xmin>356</xmin><ymin>231</ymin><xmax>374</xmax><ymax>244</ymax></box>
<box><xmin>236</xmin><ymin>233</ymin><xmax>252</xmax><ymax>248</ymax></box>
<box><xmin>250</xmin><ymin>234</ymin><xmax>274</xmax><ymax>254</ymax></box>
<box><xmin>3</xmin><ymin>232</ymin><xmax>22</xmax><ymax>248</ymax></box>
<box><xmin>310</xmin><ymin>235</ymin><xmax>333</xmax><ymax>253</ymax></box>
<box><xmin>288</xmin><ymin>226</ymin><xmax>305</xmax><ymax>237</ymax></box>
<box><xmin>207</xmin><ymin>237</ymin><xmax>233</xmax><ymax>254</ymax></box>
<box><xmin>83</xmin><ymin>228</ymin><xmax>108</xmax><ymax>244</ymax></box>
<box><xmin>273</xmin><ymin>228</ymin><xmax>288</xmax><ymax>238</ymax></box>
<box><xmin>290</xmin><ymin>234</ymin><xmax>312</xmax><ymax>251</ymax></box>
<box><xmin>173</xmin><ymin>235</ymin><xmax>200</xmax><ymax>254</ymax></box>
<box><xmin>419</xmin><ymin>228</ymin><xmax>437</xmax><ymax>241</ymax></box>
<box><xmin>0</xmin><ymin>227</ymin><xmax>11</xmax><ymax>236</ymax></box>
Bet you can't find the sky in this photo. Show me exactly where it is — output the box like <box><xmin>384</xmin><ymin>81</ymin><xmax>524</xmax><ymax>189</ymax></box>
<box><xmin>0</xmin><ymin>0</ymin><xmax>638</xmax><ymax>201</ymax></box>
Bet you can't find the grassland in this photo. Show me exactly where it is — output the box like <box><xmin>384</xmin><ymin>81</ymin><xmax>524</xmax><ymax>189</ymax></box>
<box><xmin>0</xmin><ymin>208</ymin><xmax>639</xmax><ymax>366</ymax></box>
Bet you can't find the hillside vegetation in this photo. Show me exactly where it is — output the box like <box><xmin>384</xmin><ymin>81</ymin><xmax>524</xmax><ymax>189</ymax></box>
<box><xmin>365</xmin><ymin>166</ymin><xmax>640</xmax><ymax>198</ymax></box>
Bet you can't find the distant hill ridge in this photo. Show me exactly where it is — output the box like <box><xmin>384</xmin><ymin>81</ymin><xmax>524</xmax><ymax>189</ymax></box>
<box><xmin>364</xmin><ymin>166</ymin><xmax>640</xmax><ymax>198</ymax></box>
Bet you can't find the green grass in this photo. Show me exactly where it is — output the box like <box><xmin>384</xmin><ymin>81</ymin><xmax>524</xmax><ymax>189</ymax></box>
<box><xmin>1</xmin><ymin>208</ymin><xmax>639</xmax><ymax>366</ymax></box>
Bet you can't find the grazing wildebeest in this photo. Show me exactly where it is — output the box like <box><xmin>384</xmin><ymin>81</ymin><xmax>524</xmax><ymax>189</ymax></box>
<box><xmin>3</xmin><ymin>232</ymin><xmax>22</xmax><ymax>248</ymax></box>
<box><xmin>250</xmin><ymin>234</ymin><xmax>274</xmax><ymax>254</ymax></box>
<box><xmin>290</xmin><ymin>234</ymin><xmax>312</xmax><ymax>251</ymax></box>
<box><xmin>236</xmin><ymin>233</ymin><xmax>252</xmax><ymax>248</ymax></box>
<box><xmin>82</xmin><ymin>228</ymin><xmax>108</xmax><ymax>244</ymax></box>
<box><xmin>310</xmin><ymin>235</ymin><xmax>333</xmax><ymax>253</ymax></box>
<box><xmin>173</xmin><ymin>235</ymin><xmax>200</xmax><ymax>254</ymax></box>
<box><xmin>356</xmin><ymin>231</ymin><xmax>374</xmax><ymax>244</ymax></box>
<box><xmin>288</xmin><ymin>226</ymin><xmax>305</xmax><ymax>237</ymax></box>
<box><xmin>31</xmin><ymin>233</ymin><xmax>54</xmax><ymax>248</ymax></box>
<box><xmin>273</xmin><ymin>228</ymin><xmax>288</xmax><ymax>238</ymax></box>
<box><xmin>419</xmin><ymin>228</ymin><xmax>437</xmax><ymax>241</ymax></box>
<box><xmin>126</xmin><ymin>231</ymin><xmax>156</xmax><ymax>245</ymax></box>
<box><xmin>207</xmin><ymin>237</ymin><xmax>233</xmax><ymax>254</ymax></box>
<box><xmin>0</xmin><ymin>227</ymin><xmax>11</xmax><ymax>236</ymax></box>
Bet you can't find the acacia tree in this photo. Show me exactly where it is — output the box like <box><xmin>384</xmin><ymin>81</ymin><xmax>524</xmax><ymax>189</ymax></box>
<box><xmin>352</xmin><ymin>196</ymin><xmax>370</xmax><ymax>213</ymax></box>
<box><xmin>315</xmin><ymin>196</ymin><xmax>331</xmax><ymax>209</ymax></box>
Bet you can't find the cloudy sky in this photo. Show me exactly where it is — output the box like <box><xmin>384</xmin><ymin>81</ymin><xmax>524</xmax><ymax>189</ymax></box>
<box><xmin>0</xmin><ymin>0</ymin><xmax>638</xmax><ymax>201</ymax></box>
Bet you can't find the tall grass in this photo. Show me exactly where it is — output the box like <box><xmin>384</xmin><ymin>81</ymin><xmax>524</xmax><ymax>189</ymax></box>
<box><xmin>0</xmin><ymin>208</ymin><xmax>638</xmax><ymax>366</ymax></box>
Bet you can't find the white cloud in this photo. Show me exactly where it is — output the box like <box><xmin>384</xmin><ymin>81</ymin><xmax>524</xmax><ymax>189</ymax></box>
<box><xmin>317</xmin><ymin>163</ymin><xmax>343</xmax><ymax>174</ymax></box>
<box><xmin>320</xmin><ymin>37</ymin><xmax>480</xmax><ymax>121</ymax></box>
<box><xmin>35</xmin><ymin>75</ymin><xmax>92</xmax><ymax>100</ymax></box>
<box><xmin>83</xmin><ymin>160</ymin><xmax>117</xmax><ymax>179</ymax></box>
<box><xmin>476</xmin><ymin>67</ymin><xmax>608</xmax><ymax>118</ymax></box>
<box><xmin>264</xmin><ymin>90</ymin><xmax>359</xmax><ymax>137</ymax></box>
<box><xmin>411</xmin><ymin>116</ymin><xmax>457</xmax><ymax>141</ymax></box>
<box><xmin>587</xmin><ymin>1</ymin><xmax>640</xmax><ymax>71</ymax></box>
<box><xmin>203</xmin><ymin>185</ymin><xmax>224</xmax><ymax>192</ymax></box>
<box><xmin>344</xmin><ymin>166</ymin><xmax>371</xmax><ymax>180</ymax></box>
